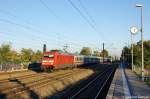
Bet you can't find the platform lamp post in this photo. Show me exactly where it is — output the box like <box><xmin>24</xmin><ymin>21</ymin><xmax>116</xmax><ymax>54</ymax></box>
<box><xmin>130</xmin><ymin>26</ymin><xmax>138</xmax><ymax>72</ymax></box>
<box><xmin>136</xmin><ymin>4</ymin><xmax>144</xmax><ymax>81</ymax></box>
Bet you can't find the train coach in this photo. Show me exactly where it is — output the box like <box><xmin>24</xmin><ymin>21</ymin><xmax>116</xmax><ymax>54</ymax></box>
<box><xmin>74</xmin><ymin>55</ymin><xmax>101</xmax><ymax>66</ymax></box>
<box><xmin>41</xmin><ymin>51</ymin><xmax>112</xmax><ymax>71</ymax></box>
<box><xmin>104</xmin><ymin>57</ymin><xmax>112</xmax><ymax>64</ymax></box>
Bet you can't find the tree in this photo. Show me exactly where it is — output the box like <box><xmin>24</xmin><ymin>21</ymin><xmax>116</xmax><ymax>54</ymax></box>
<box><xmin>0</xmin><ymin>44</ymin><xmax>11</xmax><ymax>64</ymax></box>
<box><xmin>93</xmin><ymin>50</ymin><xmax>101</xmax><ymax>56</ymax></box>
<box><xmin>101</xmin><ymin>49</ymin><xmax>109</xmax><ymax>57</ymax></box>
<box><xmin>31</xmin><ymin>50</ymin><xmax>43</xmax><ymax>62</ymax></box>
<box><xmin>121</xmin><ymin>40</ymin><xmax>150</xmax><ymax>69</ymax></box>
<box><xmin>21</xmin><ymin>48</ymin><xmax>33</xmax><ymax>63</ymax></box>
<box><xmin>0</xmin><ymin>43</ymin><xmax>44</xmax><ymax>69</ymax></box>
<box><xmin>122</xmin><ymin>46</ymin><xmax>131</xmax><ymax>63</ymax></box>
<box><xmin>143</xmin><ymin>41</ymin><xmax>150</xmax><ymax>68</ymax></box>
<box><xmin>20</xmin><ymin>48</ymin><xmax>34</xmax><ymax>68</ymax></box>
<box><xmin>9</xmin><ymin>50</ymin><xmax>21</xmax><ymax>64</ymax></box>
<box><xmin>50</xmin><ymin>49</ymin><xmax>63</xmax><ymax>53</ymax></box>
<box><xmin>80</xmin><ymin>47</ymin><xmax>92</xmax><ymax>56</ymax></box>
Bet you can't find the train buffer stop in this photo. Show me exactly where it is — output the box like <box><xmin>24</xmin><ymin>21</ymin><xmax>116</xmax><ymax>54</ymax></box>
<box><xmin>107</xmin><ymin>63</ymin><xmax>150</xmax><ymax>99</ymax></box>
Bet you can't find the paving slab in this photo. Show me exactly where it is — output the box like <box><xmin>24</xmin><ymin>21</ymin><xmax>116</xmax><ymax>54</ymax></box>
<box><xmin>125</xmin><ymin>68</ymin><xmax>150</xmax><ymax>98</ymax></box>
<box><xmin>107</xmin><ymin>63</ymin><xmax>150</xmax><ymax>99</ymax></box>
<box><xmin>107</xmin><ymin>67</ymin><xmax>124</xmax><ymax>99</ymax></box>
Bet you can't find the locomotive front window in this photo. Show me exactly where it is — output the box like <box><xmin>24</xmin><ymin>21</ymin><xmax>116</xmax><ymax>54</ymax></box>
<box><xmin>49</xmin><ymin>55</ymin><xmax>54</xmax><ymax>58</ymax></box>
<box><xmin>44</xmin><ymin>54</ymin><xmax>54</xmax><ymax>58</ymax></box>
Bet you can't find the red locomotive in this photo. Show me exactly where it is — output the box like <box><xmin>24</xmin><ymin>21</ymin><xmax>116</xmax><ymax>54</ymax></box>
<box><xmin>41</xmin><ymin>51</ymin><xmax>74</xmax><ymax>71</ymax></box>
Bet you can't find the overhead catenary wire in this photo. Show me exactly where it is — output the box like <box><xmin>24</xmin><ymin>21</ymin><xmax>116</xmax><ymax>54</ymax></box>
<box><xmin>1</xmin><ymin>32</ymin><xmax>60</xmax><ymax>47</ymax></box>
<box><xmin>77</xmin><ymin>0</ymin><xmax>97</xmax><ymax>27</ymax></box>
<box><xmin>0</xmin><ymin>18</ymin><xmax>92</xmax><ymax>51</ymax></box>
<box><xmin>0</xmin><ymin>18</ymin><xmax>54</xmax><ymax>42</ymax></box>
<box><xmin>0</xmin><ymin>18</ymin><xmax>82</xmax><ymax>48</ymax></box>
<box><xmin>0</xmin><ymin>2</ymin><xmax>100</xmax><ymax>52</ymax></box>
<box><xmin>0</xmin><ymin>9</ymin><xmax>86</xmax><ymax>49</ymax></box>
<box><xmin>39</xmin><ymin>0</ymin><xmax>83</xmax><ymax>42</ymax></box>
<box><xmin>0</xmin><ymin>19</ymin><xmax>93</xmax><ymax>52</ymax></box>
<box><xmin>38</xmin><ymin>0</ymin><xmax>99</xmax><ymax>47</ymax></box>
<box><xmin>0</xmin><ymin>9</ymin><xmax>64</xmax><ymax>41</ymax></box>
<box><xmin>0</xmin><ymin>32</ymin><xmax>44</xmax><ymax>50</ymax></box>
<box><xmin>0</xmin><ymin>20</ymin><xmax>74</xmax><ymax>52</ymax></box>
<box><xmin>67</xmin><ymin>0</ymin><xmax>106</xmax><ymax>41</ymax></box>
<box><xmin>0</xmin><ymin>9</ymin><xmax>40</xmax><ymax>29</ymax></box>
<box><xmin>0</xmin><ymin>9</ymin><xmax>97</xmax><ymax>49</ymax></box>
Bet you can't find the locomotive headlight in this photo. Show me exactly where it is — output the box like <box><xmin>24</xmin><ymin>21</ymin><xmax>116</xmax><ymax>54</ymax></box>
<box><xmin>49</xmin><ymin>60</ymin><xmax>54</xmax><ymax>62</ymax></box>
<box><xmin>42</xmin><ymin>60</ymin><xmax>47</xmax><ymax>62</ymax></box>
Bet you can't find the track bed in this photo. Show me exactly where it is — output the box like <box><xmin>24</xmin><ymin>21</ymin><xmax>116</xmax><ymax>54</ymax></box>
<box><xmin>0</xmin><ymin>64</ymin><xmax>115</xmax><ymax>99</ymax></box>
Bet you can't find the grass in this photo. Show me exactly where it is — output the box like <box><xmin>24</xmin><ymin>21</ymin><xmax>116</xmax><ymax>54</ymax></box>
<box><xmin>134</xmin><ymin>66</ymin><xmax>150</xmax><ymax>85</ymax></box>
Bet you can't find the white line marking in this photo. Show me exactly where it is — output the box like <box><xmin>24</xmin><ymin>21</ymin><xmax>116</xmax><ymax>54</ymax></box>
<box><xmin>120</xmin><ymin>62</ymin><xmax>131</xmax><ymax>99</ymax></box>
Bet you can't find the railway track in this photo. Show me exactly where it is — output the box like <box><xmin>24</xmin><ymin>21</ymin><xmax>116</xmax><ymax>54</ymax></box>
<box><xmin>69</xmin><ymin>65</ymin><xmax>116</xmax><ymax>99</ymax></box>
<box><xmin>54</xmin><ymin>65</ymin><xmax>117</xmax><ymax>99</ymax></box>
<box><xmin>0</xmin><ymin>69</ymin><xmax>86</xmax><ymax>98</ymax></box>
<box><xmin>0</xmin><ymin>72</ymin><xmax>44</xmax><ymax>83</ymax></box>
<box><xmin>0</xmin><ymin>68</ymin><xmax>79</xmax><ymax>84</ymax></box>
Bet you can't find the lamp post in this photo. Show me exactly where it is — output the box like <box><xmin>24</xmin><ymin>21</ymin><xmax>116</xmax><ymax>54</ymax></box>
<box><xmin>130</xmin><ymin>26</ymin><xmax>138</xmax><ymax>72</ymax></box>
<box><xmin>136</xmin><ymin>4</ymin><xmax>144</xmax><ymax>81</ymax></box>
<box><xmin>131</xmin><ymin>33</ymin><xmax>134</xmax><ymax>72</ymax></box>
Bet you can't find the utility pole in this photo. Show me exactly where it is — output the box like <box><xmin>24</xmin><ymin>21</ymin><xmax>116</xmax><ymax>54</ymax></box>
<box><xmin>130</xmin><ymin>26</ymin><xmax>138</xmax><ymax>72</ymax></box>
<box><xmin>136</xmin><ymin>4</ymin><xmax>144</xmax><ymax>81</ymax></box>
<box><xmin>43</xmin><ymin>44</ymin><xmax>46</xmax><ymax>52</ymax></box>
<box><xmin>131</xmin><ymin>34</ymin><xmax>134</xmax><ymax>72</ymax></box>
<box><xmin>103</xmin><ymin>43</ymin><xmax>104</xmax><ymax>64</ymax></box>
<box><xmin>63</xmin><ymin>44</ymin><xmax>68</xmax><ymax>53</ymax></box>
<box><xmin>122</xmin><ymin>50</ymin><xmax>124</xmax><ymax>63</ymax></box>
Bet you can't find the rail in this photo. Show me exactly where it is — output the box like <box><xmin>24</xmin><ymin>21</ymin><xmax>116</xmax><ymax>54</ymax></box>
<box><xmin>0</xmin><ymin>69</ymin><xmax>86</xmax><ymax>98</ymax></box>
<box><xmin>70</xmin><ymin>66</ymin><xmax>116</xmax><ymax>99</ymax></box>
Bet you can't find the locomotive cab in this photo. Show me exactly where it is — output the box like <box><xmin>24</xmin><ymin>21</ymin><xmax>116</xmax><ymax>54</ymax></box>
<box><xmin>41</xmin><ymin>52</ymin><xmax>56</xmax><ymax>71</ymax></box>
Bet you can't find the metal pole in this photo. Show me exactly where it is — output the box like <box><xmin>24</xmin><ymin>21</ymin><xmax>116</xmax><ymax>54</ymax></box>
<box><xmin>43</xmin><ymin>44</ymin><xmax>46</xmax><ymax>52</ymax></box>
<box><xmin>103</xmin><ymin>43</ymin><xmax>104</xmax><ymax>63</ymax></box>
<box><xmin>131</xmin><ymin>34</ymin><xmax>134</xmax><ymax>72</ymax></box>
<box><xmin>141</xmin><ymin>7</ymin><xmax>144</xmax><ymax>81</ymax></box>
<box><xmin>123</xmin><ymin>50</ymin><xmax>124</xmax><ymax>63</ymax></box>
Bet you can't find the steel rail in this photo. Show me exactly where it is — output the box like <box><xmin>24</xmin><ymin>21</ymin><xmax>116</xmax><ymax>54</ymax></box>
<box><xmin>94</xmin><ymin>66</ymin><xmax>116</xmax><ymax>99</ymax></box>
<box><xmin>4</xmin><ymin>69</ymin><xmax>85</xmax><ymax>98</ymax></box>
<box><xmin>0</xmin><ymin>69</ymin><xmax>78</xmax><ymax>85</ymax></box>
<box><xmin>0</xmin><ymin>70</ymin><xmax>79</xmax><ymax>92</ymax></box>
<box><xmin>70</xmin><ymin>66</ymin><xmax>114</xmax><ymax>99</ymax></box>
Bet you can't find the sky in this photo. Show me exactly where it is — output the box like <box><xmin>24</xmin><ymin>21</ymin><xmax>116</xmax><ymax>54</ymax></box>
<box><xmin>0</xmin><ymin>0</ymin><xmax>150</xmax><ymax>57</ymax></box>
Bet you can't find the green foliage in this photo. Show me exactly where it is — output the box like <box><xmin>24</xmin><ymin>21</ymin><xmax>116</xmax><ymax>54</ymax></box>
<box><xmin>50</xmin><ymin>49</ymin><xmax>63</xmax><ymax>53</ymax></box>
<box><xmin>101</xmin><ymin>49</ymin><xmax>109</xmax><ymax>57</ymax></box>
<box><xmin>93</xmin><ymin>50</ymin><xmax>101</xmax><ymax>56</ymax></box>
<box><xmin>144</xmin><ymin>41</ymin><xmax>150</xmax><ymax>67</ymax></box>
<box><xmin>0</xmin><ymin>44</ymin><xmax>43</xmax><ymax>67</ymax></box>
<box><xmin>31</xmin><ymin>50</ymin><xmax>43</xmax><ymax>62</ymax></box>
<box><xmin>0</xmin><ymin>44</ymin><xmax>12</xmax><ymax>64</ymax></box>
<box><xmin>122</xmin><ymin>40</ymin><xmax>150</xmax><ymax>68</ymax></box>
<box><xmin>80</xmin><ymin>47</ymin><xmax>92</xmax><ymax>56</ymax></box>
<box><xmin>9</xmin><ymin>50</ymin><xmax>21</xmax><ymax>64</ymax></box>
<box><xmin>21</xmin><ymin>48</ymin><xmax>33</xmax><ymax>63</ymax></box>
<box><xmin>122</xmin><ymin>46</ymin><xmax>131</xmax><ymax>63</ymax></box>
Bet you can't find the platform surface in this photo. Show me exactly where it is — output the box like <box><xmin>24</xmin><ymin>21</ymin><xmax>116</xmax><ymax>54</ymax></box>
<box><xmin>107</xmin><ymin>63</ymin><xmax>150</xmax><ymax>99</ymax></box>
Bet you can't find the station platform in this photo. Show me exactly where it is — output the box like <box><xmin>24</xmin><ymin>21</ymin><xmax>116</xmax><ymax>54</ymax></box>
<box><xmin>107</xmin><ymin>63</ymin><xmax>150</xmax><ymax>99</ymax></box>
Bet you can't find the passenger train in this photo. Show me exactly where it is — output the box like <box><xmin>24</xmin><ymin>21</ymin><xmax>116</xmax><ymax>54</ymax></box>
<box><xmin>41</xmin><ymin>51</ymin><xmax>112</xmax><ymax>71</ymax></box>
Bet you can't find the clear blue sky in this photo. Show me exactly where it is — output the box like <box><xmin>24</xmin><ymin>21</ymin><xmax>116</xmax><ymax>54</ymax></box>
<box><xmin>0</xmin><ymin>0</ymin><xmax>150</xmax><ymax>57</ymax></box>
